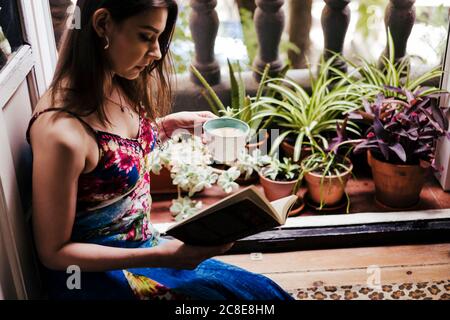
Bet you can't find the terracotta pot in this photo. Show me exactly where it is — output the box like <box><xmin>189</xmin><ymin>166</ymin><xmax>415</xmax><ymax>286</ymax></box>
<box><xmin>246</xmin><ymin>131</ymin><xmax>270</xmax><ymax>153</ymax></box>
<box><xmin>259</xmin><ymin>173</ymin><xmax>298</xmax><ymax>201</ymax></box>
<box><xmin>236</xmin><ymin>171</ymin><xmax>259</xmax><ymax>185</ymax></box>
<box><xmin>367</xmin><ymin>151</ymin><xmax>427</xmax><ymax>208</ymax></box>
<box><xmin>150</xmin><ymin>167</ymin><xmax>178</xmax><ymax>194</ymax></box>
<box><xmin>304</xmin><ymin>158</ymin><xmax>353</xmax><ymax>207</ymax></box>
<box><xmin>281</xmin><ymin>140</ymin><xmax>312</xmax><ymax>163</ymax></box>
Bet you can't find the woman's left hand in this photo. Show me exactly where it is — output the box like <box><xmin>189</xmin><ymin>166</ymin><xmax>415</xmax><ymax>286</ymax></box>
<box><xmin>161</xmin><ymin>111</ymin><xmax>217</xmax><ymax>138</ymax></box>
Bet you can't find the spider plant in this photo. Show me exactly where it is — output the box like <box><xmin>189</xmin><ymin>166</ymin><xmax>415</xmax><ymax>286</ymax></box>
<box><xmin>347</xmin><ymin>30</ymin><xmax>443</xmax><ymax>102</ymax></box>
<box><xmin>191</xmin><ymin>60</ymin><xmax>288</xmax><ymax>139</ymax></box>
<box><xmin>292</xmin><ymin>119</ymin><xmax>359</xmax><ymax>213</ymax></box>
<box><xmin>249</xmin><ymin>55</ymin><xmax>363</xmax><ymax>162</ymax></box>
<box><xmin>298</xmin><ymin>144</ymin><xmax>354</xmax><ymax>213</ymax></box>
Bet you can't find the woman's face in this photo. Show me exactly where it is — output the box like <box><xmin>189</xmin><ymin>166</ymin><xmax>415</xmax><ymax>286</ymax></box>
<box><xmin>106</xmin><ymin>8</ymin><xmax>169</xmax><ymax>80</ymax></box>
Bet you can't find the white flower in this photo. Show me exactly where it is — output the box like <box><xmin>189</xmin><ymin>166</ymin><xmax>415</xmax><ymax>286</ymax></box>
<box><xmin>219</xmin><ymin>106</ymin><xmax>237</xmax><ymax>118</ymax></box>
<box><xmin>171</xmin><ymin>164</ymin><xmax>218</xmax><ymax>197</ymax></box>
<box><xmin>218</xmin><ymin>167</ymin><xmax>241</xmax><ymax>193</ymax></box>
<box><xmin>263</xmin><ymin>156</ymin><xmax>281</xmax><ymax>181</ymax></box>
<box><xmin>170</xmin><ymin>197</ymin><xmax>203</xmax><ymax>221</ymax></box>
<box><xmin>149</xmin><ymin>151</ymin><xmax>163</xmax><ymax>174</ymax></box>
<box><xmin>252</xmin><ymin>149</ymin><xmax>272</xmax><ymax>167</ymax></box>
<box><xmin>234</xmin><ymin>149</ymin><xmax>272</xmax><ymax>180</ymax></box>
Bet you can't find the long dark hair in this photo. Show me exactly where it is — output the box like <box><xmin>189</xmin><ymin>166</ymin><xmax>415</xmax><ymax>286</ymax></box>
<box><xmin>51</xmin><ymin>0</ymin><xmax>178</xmax><ymax>125</ymax></box>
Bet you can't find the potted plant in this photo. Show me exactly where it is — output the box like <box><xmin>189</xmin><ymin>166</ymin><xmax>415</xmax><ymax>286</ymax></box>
<box><xmin>259</xmin><ymin>156</ymin><xmax>301</xmax><ymax>201</ymax></box>
<box><xmin>341</xmin><ymin>31</ymin><xmax>449</xmax><ymax>208</ymax></box>
<box><xmin>250</xmin><ymin>56</ymin><xmax>362</xmax><ymax>162</ymax></box>
<box><xmin>259</xmin><ymin>155</ymin><xmax>306</xmax><ymax>216</ymax></box>
<box><xmin>233</xmin><ymin>149</ymin><xmax>272</xmax><ymax>185</ymax></box>
<box><xmin>294</xmin><ymin>119</ymin><xmax>356</xmax><ymax>213</ymax></box>
<box><xmin>149</xmin><ymin>133</ymin><xmax>212</xmax><ymax>194</ymax></box>
<box><xmin>169</xmin><ymin>163</ymin><xmax>243</xmax><ymax>221</ymax></box>
<box><xmin>150</xmin><ymin>134</ymin><xmax>271</xmax><ymax>221</ymax></box>
<box><xmin>353</xmin><ymin>88</ymin><xmax>449</xmax><ymax>208</ymax></box>
<box><xmin>155</xmin><ymin>135</ymin><xmax>242</xmax><ymax>221</ymax></box>
<box><xmin>347</xmin><ymin>31</ymin><xmax>443</xmax><ymax>105</ymax></box>
<box><xmin>191</xmin><ymin>60</ymin><xmax>287</xmax><ymax>152</ymax></box>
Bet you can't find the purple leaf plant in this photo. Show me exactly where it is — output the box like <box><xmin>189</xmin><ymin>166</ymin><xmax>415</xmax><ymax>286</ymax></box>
<box><xmin>352</xmin><ymin>86</ymin><xmax>449</xmax><ymax>169</ymax></box>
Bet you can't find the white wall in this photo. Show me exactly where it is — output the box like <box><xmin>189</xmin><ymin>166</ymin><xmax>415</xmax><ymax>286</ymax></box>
<box><xmin>0</xmin><ymin>80</ymin><xmax>43</xmax><ymax>299</ymax></box>
<box><xmin>0</xmin><ymin>0</ymin><xmax>57</xmax><ymax>300</ymax></box>
<box><xmin>434</xmin><ymin>26</ymin><xmax>450</xmax><ymax>190</ymax></box>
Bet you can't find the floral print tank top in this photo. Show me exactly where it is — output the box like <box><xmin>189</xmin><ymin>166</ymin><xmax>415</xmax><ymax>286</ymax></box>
<box><xmin>26</xmin><ymin>108</ymin><xmax>159</xmax><ymax>245</ymax></box>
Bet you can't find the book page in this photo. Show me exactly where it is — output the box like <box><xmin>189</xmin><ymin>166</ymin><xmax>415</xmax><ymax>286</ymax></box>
<box><xmin>243</xmin><ymin>188</ymin><xmax>298</xmax><ymax>223</ymax></box>
<box><xmin>167</xmin><ymin>186</ymin><xmax>267</xmax><ymax>230</ymax></box>
<box><xmin>240</xmin><ymin>187</ymin><xmax>298</xmax><ymax>223</ymax></box>
<box><xmin>166</xmin><ymin>186</ymin><xmax>298</xmax><ymax>233</ymax></box>
<box><xmin>166</xmin><ymin>197</ymin><xmax>282</xmax><ymax>245</ymax></box>
<box><xmin>270</xmin><ymin>195</ymin><xmax>298</xmax><ymax>223</ymax></box>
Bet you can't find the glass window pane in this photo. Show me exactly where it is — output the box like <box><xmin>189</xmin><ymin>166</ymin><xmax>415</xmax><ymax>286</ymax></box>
<box><xmin>49</xmin><ymin>0</ymin><xmax>74</xmax><ymax>49</ymax></box>
<box><xmin>0</xmin><ymin>0</ymin><xmax>25</xmax><ymax>69</ymax></box>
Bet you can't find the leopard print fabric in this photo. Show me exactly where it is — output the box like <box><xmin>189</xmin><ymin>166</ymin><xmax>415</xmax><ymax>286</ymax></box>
<box><xmin>291</xmin><ymin>280</ymin><xmax>450</xmax><ymax>300</ymax></box>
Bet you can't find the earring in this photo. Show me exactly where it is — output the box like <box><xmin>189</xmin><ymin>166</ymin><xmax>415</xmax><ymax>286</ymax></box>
<box><xmin>104</xmin><ymin>36</ymin><xmax>110</xmax><ymax>50</ymax></box>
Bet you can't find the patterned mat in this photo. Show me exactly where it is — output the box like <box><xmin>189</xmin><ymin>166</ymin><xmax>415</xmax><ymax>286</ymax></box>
<box><xmin>290</xmin><ymin>280</ymin><xmax>450</xmax><ymax>300</ymax></box>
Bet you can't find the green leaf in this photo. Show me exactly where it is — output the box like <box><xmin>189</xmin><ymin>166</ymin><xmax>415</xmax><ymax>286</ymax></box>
<box><xmin>191</xmin><ymin>65</ymin><xmax>225</xmax><ymax>111</ymax></box>
<box><xmin>200</xmin><ymin>90</ymin><xmax>219</xmax><ymax>115</ymax></box>
<box><xmin>228</xmin><ymin>59</ymin><xmax>240</xmax><ymax>110</ymax></box>
<box><xmin>270</xmin><ymin>130</ymin><xmax>292</xmax><ymax>156</ymax></box>
<box><xmin>256</xmin><ymin>64</ymin><xmax>270</xmax><ymax>102</ymax></box>
<box><xmin>293</xmin><ymin>132</ymin><xmax>305</xmax><ymax>162</ymax></box>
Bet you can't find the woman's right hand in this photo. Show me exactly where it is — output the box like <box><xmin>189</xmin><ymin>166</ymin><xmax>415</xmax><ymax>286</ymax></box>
<box><xmin>156</xmin><ymin>239</ymin><xmax>234</xmax><ymax>270</ymax></box>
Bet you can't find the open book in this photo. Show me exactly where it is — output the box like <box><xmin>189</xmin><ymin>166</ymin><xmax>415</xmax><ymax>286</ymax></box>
<box><xmin>165</xmin><ymin>185</ymin><xmax>298</xmax><ymax>246</ymax></box>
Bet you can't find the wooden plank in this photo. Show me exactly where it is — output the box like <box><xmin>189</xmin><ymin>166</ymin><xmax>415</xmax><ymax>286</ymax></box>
<box><xmin>227</xmin><ymin>219</ymin><xmax>450</xmax><ymax>253</ymax></box>
<box><xmin>216</xmin><ymin>243</ymin><xmax>450</xmax><ymax>273</ymax></box>
<box><xmin>0</xmin><ymin>46</ymin><xmax>34</xmax><ymax>109</ymax></box>
<box><xmin>155</xmin><ymin>209</ymin><xmax>450</xmax><ymax>232</ymax></box>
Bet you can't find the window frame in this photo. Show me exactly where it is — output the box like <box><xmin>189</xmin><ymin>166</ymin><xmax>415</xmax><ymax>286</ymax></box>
<box><xmin>0</xmin><ymin>0</ymin><xmax>57</xmax><ymax>299</ymax></box>
<box><xmin>434</xmin><ymin>20</ymin><xmax>450</xmax><ymax>190</ymax></box>
<box><xmin>21</xmin><ymin>0</ymin><xmax>57</xmax><ymax>93</ymax></box>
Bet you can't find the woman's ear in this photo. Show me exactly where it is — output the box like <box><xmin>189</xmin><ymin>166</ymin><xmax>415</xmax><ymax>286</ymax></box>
<box><xmin>92</xmin><ymin>8</ymin><xmax>113</xmax><ymax>38</ymax></box>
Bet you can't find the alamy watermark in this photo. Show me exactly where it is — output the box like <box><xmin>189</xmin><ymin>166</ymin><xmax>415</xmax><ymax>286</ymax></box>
<box><xmin>66</xmin><ymin>265</ymin><xmax>81</xmax><ymax>290</ymax></box>
<box><xmin>66</xmin><ymin>4</ymin><xmax>81</xmax><ymax>30</ymax></box>
<box><xmin>366</xmin><ymin>265</ymin><xmax>382</xmax><ymax>290</ymax></box>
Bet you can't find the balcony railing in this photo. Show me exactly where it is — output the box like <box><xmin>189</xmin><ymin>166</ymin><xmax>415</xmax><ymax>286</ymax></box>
<box><xmin>173</xmin><ymin>0</ymin><xmax>417</xmax><ymax>113</ymax></box>
<box><xmin>48</xmin><ymin>1</ymin><xmax>422</xmax><ymax>112</ymax></box>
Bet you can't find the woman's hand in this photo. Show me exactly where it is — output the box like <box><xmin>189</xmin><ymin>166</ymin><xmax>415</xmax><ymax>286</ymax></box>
<box><xmin>161</xmin><ymin>111</ymin><xmax>217</xmax><ymax>139</ymax></box>
<box><xmin>156</xmin><ymin>239</ymin><xmax>234</xmax><ymax>270</ymax></box>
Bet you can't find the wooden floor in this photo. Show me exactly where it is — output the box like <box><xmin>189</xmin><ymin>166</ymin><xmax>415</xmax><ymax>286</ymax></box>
<box><xmin>150</xmin><ymin>155</ymin><xmax>450</xmax><ymax>293</ymax></box>
<box><xmin>215</xmin><ymin>243</ymin><xmax>450</xmax><ymax>292</ymax></box>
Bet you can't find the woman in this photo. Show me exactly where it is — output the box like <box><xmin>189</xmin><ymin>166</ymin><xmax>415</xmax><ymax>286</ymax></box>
<box><xmin>26</xmin><ymin>0</ymin><xmax>292</xmax><ymax>300</ymax></box>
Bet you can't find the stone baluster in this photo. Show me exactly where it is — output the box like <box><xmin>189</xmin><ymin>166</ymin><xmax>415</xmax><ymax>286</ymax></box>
<box><xmin>253</xmin><ymin>0</ymin><xmax>285</xmax><ymax>80</ymax></box>
<box><xmin>288</xmin><ymin>0</ymin><xmax>313</xmax><ymax>69</ymax></box>
<box><xmin>321</xmin><ymin>0</ymin><xmax>351</xmax><ymax>72</ymax></box>
<box><xmin>189</xmin><ymin>0</ymin><xmax>221</xmax><ymax>85</ymax></box>
<box><xmin>383</xmin><ymin>0</ymin><xmax>416</xmax><ymax>62</ymax></box>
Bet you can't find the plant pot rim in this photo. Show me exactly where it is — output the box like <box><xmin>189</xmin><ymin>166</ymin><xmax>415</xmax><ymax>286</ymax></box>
<box><xmin>258</xmin><ymin>171</ymin><xmax>298</xmax><ymax>185</ymax></box>
<box><xmin>302</xmin><ymin>157</ymin><xmax>353</xmax><ymax>179</ymax></box>
<box><xmin>367</xmin><ymin>150</ymin><xmax>429</xmax><ymax>169</ymax></box>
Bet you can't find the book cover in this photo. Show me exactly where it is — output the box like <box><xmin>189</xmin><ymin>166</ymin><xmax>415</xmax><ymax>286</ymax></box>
<box><xmin>166</xmin><ymin>186</ymin><xmax>298</xmax><ymax>246</ymax></box>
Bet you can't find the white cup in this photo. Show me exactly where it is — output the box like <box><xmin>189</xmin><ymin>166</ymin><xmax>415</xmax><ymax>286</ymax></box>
<box><xmin>203</xmin><ymin>118</ymin><xmax>250</xmax><ymax>164</ymax></box>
